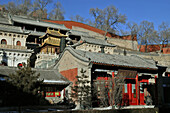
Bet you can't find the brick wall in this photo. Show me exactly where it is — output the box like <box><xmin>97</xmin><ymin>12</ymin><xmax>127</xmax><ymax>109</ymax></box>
<box><xmin>60</xmin><ymin>68</ymin><xmax>78</xmax><ymax>83</ymax></box>
<box><xmin>163</xmin><ymin>48</ymin><xmax>170</xmax><ymax>54</ymax></box>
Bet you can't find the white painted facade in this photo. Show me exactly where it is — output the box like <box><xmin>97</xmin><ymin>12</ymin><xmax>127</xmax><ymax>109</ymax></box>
<box><xmin>0</xmin><ymin>31</ymin><xmax>27</xmax><ymax>47</ymax></box>
<box><xmin>0</xmin><ymin>31</ymin><xmax>33</xmax><ymax>67</ymax></box>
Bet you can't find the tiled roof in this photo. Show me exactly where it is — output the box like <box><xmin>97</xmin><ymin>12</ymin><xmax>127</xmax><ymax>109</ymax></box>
<box><xmin>0</xmin><ymin>16</ymin><xmax>10</xmax><ymax>25</ymax></box>
<box><xmin>0</xmin><ymin>24</ymin><xmax>29</xmax><ymax>34</ymax></box>
<box><xmin>81</xmin><ymin>36</ymin><xmax>116</xmax><ymax>47</ymax></box>
<box><xmin>0</xmin><ymin>66</ymin><xmax>70</xmax><ymax>85</ymax></box>
<box><xmin>166</xmin><ymin>67</ymin><xmax>170</xmax><ymax>73</ymax></box>
<box><xmin>57</xmin><ymin>47</ymin><xmax>158</xmax><ymax>70</ymax></box>
<box><xmin>42</xmin><ymin>36</ymin><xmax>60</xmax><ymax>46</ymax></box>
<box><xmin>68</xmin><ymin>30</ymin><xmax>89</xmax><ymax>37</ymax></box>
<box><xmin>28</xmin><ymin>30</ymin><xmax>45</xmax><ymax>36</ymax></box>
<box><xmin>43</xmin><ymin>20</ymin><xmax>137</xmax><ymax>41</ymax></box>
<box><xmin>11</xmin><ymin>15</ymin><xmax>70</xmax><ymax>31</ymax></box>
<box><xmin>72</xmin><ymin>36</ymin><xmax>116</xmax><ymax>47</ymax></box>
<box><xmin>41</xmin><ymin>28</ymin><xmax>67</xmax><ymax>38</ymax></box>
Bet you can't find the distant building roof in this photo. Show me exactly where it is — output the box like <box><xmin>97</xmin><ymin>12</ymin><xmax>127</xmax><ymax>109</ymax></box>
<box><xmin>0</xmin><ymin>16</ymin><xmax>11</xmax><ymax>25</ymax></box>
<box><xmin>0</xmin><ymin>66</ymin><xmax>70</xmax><ymax>85</ymax></box>
<box><xmin>68</xmin><ymin>30</ymin><xmax>89</xmax><ymax>37</ymax></box>
<box><xmin>10</xmin><ymin>15</ymin><xmax>70</xmax><ymax>31</ymax></box>
<box><xmin>43</xmin><ymin>20</ymin><xmax>137</xmax><ymax>41</ymax></box>
<box><xmin>166</xmin><ymin>67</ymin><xmax>170</xmax><ymax>73</ymax></box>
<box><xmin>28</xmin><ymin>30</ymin><xmax>45</xmax><ymax>36</ymax></box>
<box><xmin>0</xmin><ymin>24</ymin><xmax>29</xmax><ymax>34</ymax></box>
<box><xmin>57</xmin><ymin>47</ymin><xmax>158</xmax><ymax>70</ymax></box>
<box><xmin>72</xmin><ymin>36</ymin><xmax>116</xmax><ymax>47</ymax></box>
<box><xmin>81</xmin><ymin>36</ymin><xmax>116</xmax><ymax>47</ymax></box>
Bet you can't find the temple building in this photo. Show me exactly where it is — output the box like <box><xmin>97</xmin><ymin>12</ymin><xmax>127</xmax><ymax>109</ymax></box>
<box><xmin>0</xmin><ymin>23</ymin><xmax>33</xmax><ymax>67</ymax></box>
<box><xmin>0</xmin><ymin>13</ymin><xmax>169</xmax><ymax>107</ymax></box>
<box><xmin>54</xmin><ymin>46</ymin><xmax>166</xmax><ymax>106</ymax></box>
<box><xmin>39</xmin><ymin>28</ymin><xmax>68</xmax><ymax>54</ymax></box>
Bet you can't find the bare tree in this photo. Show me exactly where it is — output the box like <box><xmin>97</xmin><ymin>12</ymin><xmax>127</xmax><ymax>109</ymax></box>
<box><xmin>89</xmin><ymin>8</ymin><xmax>104</xmax><ymax>29</ymax></box>
<box><xmin>49</xmin><ymin>2</ymin><xmax>65</xmax><ymax>20</ymax></box>
<box><xmin>138</xmin><ymin>21</ymin><xmax>155</xmax><ymax>52</ymax></box>
<box><xmin>5</xmin><ymin>0</ymin><xmax>32</xmax><ymax>15</ymax></box>
<box><xmin>107</xmin><ymin>74</ymin><xmax>125</xmax><ymax>109</ymax></box>
<box><xmin>126</xmin><ymin>22</ymin><xmax>139</xmax><ymax>49</ymax></box>
<box><xmin>93</xmin><ymin>79</ymin><xmax>109</xmax><ymax>107</ymax></box>
<box><xmin>155</xmin><ymin>22</ymin><xmax>170</xmax><ymax>52</ymax></box>
<box><xmin>113</xmin><ymin>75</ymin><xmax>125</xmax><ymax>108</ymax></box>
<box><xmin>90</xmin><ymin>5</ymin><xmax>126</xmax><ymax>39</ymax></box>
<box><xmin>32</xmin><ymin>0</ymin><xmax>52</xmax><ymax>19</ymax></box>
<box><xmin>70</xmin><ymin>14</ymin><xmax>87</xmax><ymax>23</ymax></box>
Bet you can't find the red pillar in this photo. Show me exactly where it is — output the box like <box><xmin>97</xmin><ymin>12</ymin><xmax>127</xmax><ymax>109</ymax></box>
<box><xmin>112</xmin><ymin>72</ymin><xmax>115</xmax><ymax>78</ymax></box>
<box><xmin>112</xmin><ymin>71</ymin><xmax>115</xmax><ymax>105</ymax></box>
<box><xmin>136</xmin><ymin>74</ymin><xmax>139</xmax><ymax>105</ymax></box>
<box><xmin>128</xmin><ymin>83</ymin><xmax>132</xmax><ymax>105</ymax></box>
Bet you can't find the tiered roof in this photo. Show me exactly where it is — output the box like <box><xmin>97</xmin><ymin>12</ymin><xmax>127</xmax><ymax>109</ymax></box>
<box><xmin>40</xmin><ymin>28</ymin><xmax>68</xmax><ymax>46</ymax></box>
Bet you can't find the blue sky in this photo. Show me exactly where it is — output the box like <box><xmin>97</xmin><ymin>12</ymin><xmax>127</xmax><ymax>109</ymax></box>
<box><xmin>1</xmin><ymin>0</ymin><xmax>170</xmax><ymax>30</ymax></box>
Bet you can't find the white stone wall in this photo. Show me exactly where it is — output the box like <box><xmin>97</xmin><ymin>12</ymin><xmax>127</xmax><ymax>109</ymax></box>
<box><xmin>0</xmin><ymin>49</ymin><xmax>32</xmax><ymax>67</ymax></box>
<box><xmin>76</xmin><ymin>43</ymin><xmax>116</xmax><ymax>54</ymax></box>
<box><xmin>0</xmin><ymin>31</ymin><xmax>27</xmax><ymax>47</ymax></box>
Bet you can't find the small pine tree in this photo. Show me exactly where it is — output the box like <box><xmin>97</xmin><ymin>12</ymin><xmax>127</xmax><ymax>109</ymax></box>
<box><xmin>6</xmin><ymin>60</ymin><xmax>43</xmax><ymax>106</ymax></box>
<box><xmin>70</xmin><ymin>68</ymin><xmax>91</xmax><ymax>110</ymax></box>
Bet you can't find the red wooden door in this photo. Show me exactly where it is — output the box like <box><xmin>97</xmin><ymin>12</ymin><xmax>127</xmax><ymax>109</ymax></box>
<box><xmin>123</xmin><ymin>83</ymin><xmax>137</xmax><ymax>105</ymax></box>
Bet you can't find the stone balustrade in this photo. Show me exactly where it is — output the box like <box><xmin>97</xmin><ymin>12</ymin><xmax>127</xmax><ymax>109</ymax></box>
<box><xmin>0</xmin><ymin>44</ymin><xmax>27</xmax><ymax>50</ymax></box>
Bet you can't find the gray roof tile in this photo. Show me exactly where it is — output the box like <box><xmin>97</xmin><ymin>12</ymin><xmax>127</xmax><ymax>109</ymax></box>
<box><xmin>0</xmin><ymin>24</ymin><xmax>29</xmax><ymax>34</ymax></box>
<box><xmin>59</xmin><ymin>47</ymin><xmax>158</xmax><ymax>70</ymax></box>
<box><xmin>0</xmin><ymin>66</ymin><xmax>70</xmax><ymax>85</ymax></box>
<box><xmin>72</xmin><ymin>36</ymin><xmax>116</xmax><ymax>47</ymax></box>
<box><xmin>11</xmin><ymin>15</ymin><xmax>70</xmax><ymax>31</ymax></box>
<box><xmin>81</xmin><ymin>36</ymin><xmax>116</xmax><ymax>47</ymax></box>
<box><xmin>0</xmin><ymin>16</ymin><xmax>11</xmax><ymax>25</ymax></box>
<box><xmin>68</xmin><ymin>30</ymin><xmax>89</xmax><ymax>36</ymax></box>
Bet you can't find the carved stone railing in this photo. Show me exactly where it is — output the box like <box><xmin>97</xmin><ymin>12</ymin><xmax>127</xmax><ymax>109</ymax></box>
<box><xmin>0</xmin><ymin>44</ymin><xmax>27</xmax><ymax>50</ymax></box>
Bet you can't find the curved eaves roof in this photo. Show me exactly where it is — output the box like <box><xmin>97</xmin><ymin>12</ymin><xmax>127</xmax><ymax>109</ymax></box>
<box><xmin>61</xmin><ymin>47</ymin><xmax>158</xmax><ymax>70</ymax></box>
<box><xmin>11</xmin><ymin>15</ymin><xmax>70</xmax><ymax>31</ymax></box>
<box><xmin>0</xmin><ymin>24</ymin><xmax>29</xmax><ymax>34</ymax></box>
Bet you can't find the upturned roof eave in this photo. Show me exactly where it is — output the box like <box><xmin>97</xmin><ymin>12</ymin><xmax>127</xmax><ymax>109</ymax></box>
<box><xmin>54</xmin><ymin>47</ymin><xmax>158</xmax><ymax>71</ymax></box>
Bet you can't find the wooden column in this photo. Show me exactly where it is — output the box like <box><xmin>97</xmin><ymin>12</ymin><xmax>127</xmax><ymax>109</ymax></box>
<box><xmin>128</xmin><ymin>83</ymin><xmax>132</xmax><ymax>105</ymax></box>
<box><xmin>111</xmin><ymin>71</ymin><xmax>115</xmax><ymax>106</ymax></box>
<box><xmin>60</xmin><ymin>37</ymin><xmax>66</xmax><ymax>53</ymax></box>
<box><xmin>136</xmin><ymin>74</ymin><xmax>139</xmax><ymax>105</ymax></box>
<box><xmin>35</xmin><ymin>38</ymin><xmax>37</xmax><ymax>44</ymax></box>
